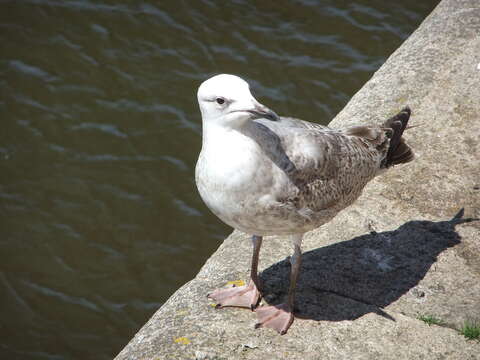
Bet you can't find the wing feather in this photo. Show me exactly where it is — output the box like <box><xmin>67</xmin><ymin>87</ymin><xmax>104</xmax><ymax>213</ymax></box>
<box><xmin>251</xmin><ymin>117</ymin><xmax>389</xmax><ymax>211</ymax></box>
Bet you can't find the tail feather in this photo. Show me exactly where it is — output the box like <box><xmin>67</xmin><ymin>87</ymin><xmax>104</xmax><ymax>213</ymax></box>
<box><xmin>383</xmin><ymin>107</ymin><xmax>414</xmax><ymax>168</ymax></box>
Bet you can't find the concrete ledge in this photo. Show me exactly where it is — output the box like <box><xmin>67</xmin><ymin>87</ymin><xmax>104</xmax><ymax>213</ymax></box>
<box><xmin>116</xmin><ymin>0</ymin><xmax>480</xmax><ymax>358</ymax></box>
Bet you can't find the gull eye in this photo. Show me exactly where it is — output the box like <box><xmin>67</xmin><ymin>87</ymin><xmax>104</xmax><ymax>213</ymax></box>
<box><xmin>216</xmin><ymin>97</ymin><xmax>225</xmax><ymax>105</ymax></box>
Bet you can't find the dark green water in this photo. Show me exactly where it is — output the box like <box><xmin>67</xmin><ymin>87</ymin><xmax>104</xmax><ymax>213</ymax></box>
<box><xmin>1</xmin><ymin>1</ymin><xmax>439</xmax><ymax>359</ymax></box>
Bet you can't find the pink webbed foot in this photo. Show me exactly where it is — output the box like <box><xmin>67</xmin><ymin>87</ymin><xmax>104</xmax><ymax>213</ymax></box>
<box><xmin>208</xmin><ymin>281</ymin><xmax>261</xmax><ymax>310</ymax></box>
<box><xmin>255</xmin><ymin>303</ymin><xmax>294</xmax><ymax>335</ymax></box>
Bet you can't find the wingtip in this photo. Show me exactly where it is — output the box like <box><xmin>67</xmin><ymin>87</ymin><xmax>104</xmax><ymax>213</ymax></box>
<box><xmin>383</xmin><ymin>106</ymin><xmax>413</xmax><ymax>168</ymax></box>
<box><xmin>401</xmin><ymin>106</ymin><xmax>411</xmax><ymax>116</ymax></box>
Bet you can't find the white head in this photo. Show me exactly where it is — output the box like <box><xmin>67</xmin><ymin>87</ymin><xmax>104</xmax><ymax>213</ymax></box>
<box><xmin>197</xmin><ymin>74</ymin><xmax>278</xmax><ymax>129</ymax></box>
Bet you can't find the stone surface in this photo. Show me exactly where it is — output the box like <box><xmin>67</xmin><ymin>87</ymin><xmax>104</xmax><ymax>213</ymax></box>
<box><xmin>116</xmin><ymin>0</ymin><xmax>480</xmax><ymax>358</ymax></box>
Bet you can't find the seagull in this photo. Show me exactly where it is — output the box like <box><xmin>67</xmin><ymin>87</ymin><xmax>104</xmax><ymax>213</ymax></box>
<box><xmin>195</xmin><ymin>74</ymin><xmax>413</xmax><ymax>334</ymax></box>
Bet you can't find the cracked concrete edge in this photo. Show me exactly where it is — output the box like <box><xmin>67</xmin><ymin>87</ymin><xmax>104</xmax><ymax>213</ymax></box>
<box><xmin>116</xmin><ymin>0</ymin><xmax>480</xmax><ymax>359</ymax></box>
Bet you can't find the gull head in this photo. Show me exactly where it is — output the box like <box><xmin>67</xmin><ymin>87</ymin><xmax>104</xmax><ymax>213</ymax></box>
<box><xmin>197</xmin><ymin>74</ymin><xmax>278</xmax><ymax>129</ymax></box>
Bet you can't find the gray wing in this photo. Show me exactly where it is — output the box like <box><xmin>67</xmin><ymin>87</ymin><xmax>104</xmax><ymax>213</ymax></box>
<box><xmin>250</xmin><ymin>116</ymin><xmax>390</xmax><ymax>210</ymax></box>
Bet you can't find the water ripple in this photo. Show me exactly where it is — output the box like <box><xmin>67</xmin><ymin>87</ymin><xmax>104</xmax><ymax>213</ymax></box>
<box><xmin>173</xmin><ymin>198</ymin><xmax>202</xmax><ymax>217</ymax></box>
<box><xmin>139</xmin><ymin>3</ymin><xmax>192</xmax><ymax>34</ymax></box>
<box><xmin>73</xmin><ymin>153</ymin><xmax>158</xmax><ymax>162</ymax></box>
<box><xmin>9</xmin><ymin>60</ymin><xmax>59</xmax><ymax>82</ymax></box>
<box><xmin>71</xmin><ymin>122</ymin><xmax>128</xmax><ymax>138</ymax></box>
<box><xmin>22</xmin><ymin>280</ymin><xmax>102</xmax><ymax>313</ymax></box>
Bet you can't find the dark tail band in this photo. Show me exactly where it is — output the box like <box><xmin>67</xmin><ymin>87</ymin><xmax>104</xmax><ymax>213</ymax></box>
<box><xmin>383</xmin><ymin>107</ymin><xmax>414</xmax><ymax>168</ymax></box>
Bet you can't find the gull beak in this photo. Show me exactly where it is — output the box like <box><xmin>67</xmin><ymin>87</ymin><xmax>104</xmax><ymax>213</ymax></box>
<box><xmin>247</xmin><ymin>103</ymin><xmax>279</xmax><ymax>121</ymax></box>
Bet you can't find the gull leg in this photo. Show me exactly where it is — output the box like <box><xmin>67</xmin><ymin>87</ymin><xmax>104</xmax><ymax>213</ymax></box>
<box><xmin>255</xmin><ymin>233</ymin><xmax>303</xmax><ymax>334</ymax></box>
<box><xmin>208</xmin><ymin>235</ymin><xmax>262</xmax><ymax>310</ymax></box>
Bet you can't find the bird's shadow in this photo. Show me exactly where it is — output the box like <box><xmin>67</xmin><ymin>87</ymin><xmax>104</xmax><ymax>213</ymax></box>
<box><xmin>259</xmin><ymin>210</ymin><xmax>475</xmax><ymax>322</ymax></box>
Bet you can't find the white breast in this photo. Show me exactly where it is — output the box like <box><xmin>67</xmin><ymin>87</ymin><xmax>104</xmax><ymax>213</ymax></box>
<box><xmin>195</xmin><ymin>127</ymin><xmax>262</xmax><ymax>219</ymax></box>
